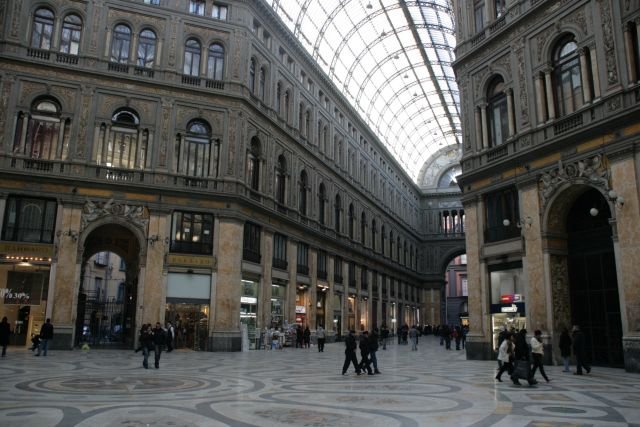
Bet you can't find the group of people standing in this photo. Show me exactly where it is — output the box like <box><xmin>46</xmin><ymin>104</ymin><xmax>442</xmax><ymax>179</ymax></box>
<box><xmin>0</xmin><ymin>317</ymin><xmax>54</xmax><ymax>358</ymax></box>
<box><xmin>342</xmin><ymin>328</ymin><xmax>381</xmax><ymax>376</ymax></box>
<box><xmin>495</xmin><ymin>325</ymin><xmax>591</xmax><ymax>386</ymax></box>
<box><xmin>135</xmin><ymin>322</ymin><xmax>175</xmax><ymax>369</ymax></box>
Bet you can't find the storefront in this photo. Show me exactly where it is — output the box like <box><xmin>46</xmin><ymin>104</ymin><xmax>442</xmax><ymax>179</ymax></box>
<box><xmin>165</xmin><ymin>272</ymin><xmax>211</xmax><ymax>351</ymax></box>
<box><xmin>332</xmin><ymin>291</ymin><xmax>342</xmax><ymax>338</ymax></box>
<box><xmin>240</xmin><ymin>279</ymin><xmax>259</xmax><ymax>346</ymax></box>
<box><xmin>347</xmin><ymin>294</ymin><xmax>356</xmax><ymax>331</ymax></box>
<box><xmin>316</xmin><ymin>285</ymin><xmax>327</xmax><ymax>328</ymax></box>
<box><xmin>295</xmin><ymin>284</ymin><xmax>309</xmax><ymax>326</ymax></box>
<box><xmin>489</xmin><ymin>261</ymin><xmax>526</xmax><ymax>350</ymax></box>
<box><xmin>270</xmin><ymin>282</ymin><xmax>286</xmax><ymax>329</ymax></box>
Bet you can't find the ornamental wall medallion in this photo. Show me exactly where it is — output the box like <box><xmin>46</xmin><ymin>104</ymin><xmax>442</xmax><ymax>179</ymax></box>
<box><xmin>538</xmin><ymin>154</ymin><xmax>610</xmax><ymax>208</ymax></box>
<box><xmin>81</xmin><ymin>199</ymin><xmax>149</xmax><ymax>233</ymax></box>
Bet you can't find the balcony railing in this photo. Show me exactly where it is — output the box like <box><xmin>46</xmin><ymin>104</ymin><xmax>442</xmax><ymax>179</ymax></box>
<box><xmin>484</xmin><ymin>224</ymin><xmax>520</xmax><ymax>243</ymax></box>
<box><xmin>334</xmin><ymin>274</ymin><xmax>343</xmax><ymax>284</ymax></box>
<box><xmin>134</xmin><ymin>67</ymin><xmax>155</xmax><ymax>78</ymax></box>
<box><xmin>27</xmin><ymin>48</ymin><xmax>50</xmax><ymax>60</ymax></box>
<box><xmin>243</xmin><ymin>249</ymin><xmax>261</xmax><ymax>263</ymax></box>
<box><xmin>317</xmin><ymin>270</ymin><xmax>327</xmax><ymax>280</ymax></box>
<box><xmin>56</xmin><ymin>53</ymin><xmax>78</xmax><ymax>64</ymax></box>
<box><xmin>297</xmin><ymin>264</ymin><xmax>309</xmax><ymax>276</ymax></box>
<box><xmin>108</xmin><ymin>62</ymin><xmax>129</xmax><ymax>73</ymax></box>
<box><xmin>272</xmin><ymin>258</ymin><xmax>288</xmax><ymax>270</ymax></box>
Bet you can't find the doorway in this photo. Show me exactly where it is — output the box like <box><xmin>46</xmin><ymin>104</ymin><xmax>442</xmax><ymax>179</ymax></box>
<box><xmin>165</xmin><ymin>303</ymin><xmax>209</xmax><ymax>351</ymax></box>
<box><xmin>567</xmin><ymin>189</ymin><xmax>623</xmax><ymax>367</ymax></box>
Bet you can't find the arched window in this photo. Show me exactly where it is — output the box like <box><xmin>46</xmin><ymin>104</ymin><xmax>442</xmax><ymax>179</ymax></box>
<box><xmin>207</xmin><ymin>43</ymin><xmax>224</xmax><ymax>80</ymax></box>
<box><xmin>259</xmin><ymin>67</ymin><xmax>266</xmax><ymax>100</ymax></box>
<box><xmin>299</xmin><ymin>170</ymin><xmax>308</xmax><ymax>216</ymax></box>
<box><xmin>247</xmin><ymin>137</ymin><xmax>261</xmax><ymax>191</ymax></box>
<box><xmin>276</xmin><ymin>82</ymin><xmax>282</xmax><ymax>114</ymax></box>
<box><xmin>96</xmin><ymin>108</ymin><xmax>148</xmax><ymax>169</ymax></box>
<box><xmin>305</xmin><ymin>110</ymin><xmax>311</xmax><ymax>140</ymax></box>
<box><xmin>397</xmin><ymin>236</ymin><xmax>401</xmax><ymax>261</ymax></box>
<box><xmin>111</xmin><ymin>24</ymin><xmax>131</xmax><ymax>64</ymax></box>
<box><xmin>371</xmin><ymin>220</ymin><xmax>377</xmax><ymax>252</ymax></box>
<box><xmin>360</xmin><ymin>212</ymin><xmax>367</xmax><ymax>245</ymax></box>
<box><xmin>553</xmin><ymin>36</ymin><xmax>583</xmax><ymax>116</ymax></box>
<box><xmin>275</xmin><ymin>155</ymin><xmax>286</xmax><ymax>205</ymax></box>
<box><xmin>348</xmin><ymin>204</ymin><xmax>355</xmax><ymax>240</ymax></box>
<box><xmin>137</xmin><ymin>29</ymin><xmax>156</xmax><ymax>68</ymax></box>
<box><xmin>249</xmin><ymin>58</ymin><xmax>256</xmax><ymax>93</ymax></box>
<box><xmin>318</xmin><ymin>183</ymin><xmax>326</xmax><ymax>225</ymax></box>
<box><xmin>389</xmin><ymin>230</ymin><xmax>394</xmax><ymax>258</ymax></box>
<box><xmin>381</xmin><ymin>225</ymin><xmax>386</xmax><ymax>256</ymax></box>
<box><xmin>487</xmin><ymin>77</ymin><xmax>508</xmax><ymax>146</ymax></box>
<box><xmin>31</xmin><ymin>8</ymin><xmax>54</xmax><ymax>50</ymax></box>
<box><xmin>60</xmin><ymin>14</ymin><xmax>82</xmax><ymax>55</ymax></box>
<box><xmin>284</xmin><ymin>90</ymin><xmax>291</xmax><ymax>122</ymax></box>
<box><xmin>334</xmin><ymin>194</ymin><xmax>341</xmax><ymax>233</ymax></box>
<box><xmin>183</xmin><ymin>38</ymin><xmax>201</xmax><ymax>76</ymax></box>
<box><xmin>176</xmin><ymin>120</ymin><xmax>218</xmax><ymax>177</ymax></box>
<box><xmin>13</xmin><ymin>98</ymin><xmax>68</xmax><ymax>160</ymax></box>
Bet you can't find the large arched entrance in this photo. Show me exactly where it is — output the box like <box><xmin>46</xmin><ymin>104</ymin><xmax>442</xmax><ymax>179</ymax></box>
<box><xmin>566</xmin><ymin>188</ymin><xmax>623</xmax><ymax>367</ymax></box>
<box><xmin>75</xmin><ymin>223</ymin><xmax>141</xmax><ymax>349</ymax></box>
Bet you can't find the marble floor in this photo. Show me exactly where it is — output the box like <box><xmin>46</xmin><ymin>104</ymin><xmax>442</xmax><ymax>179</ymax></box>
<box><xmin>0</xmin><ymin>336</ymin><xmax>639</xmax><ymax>427</ymax></box>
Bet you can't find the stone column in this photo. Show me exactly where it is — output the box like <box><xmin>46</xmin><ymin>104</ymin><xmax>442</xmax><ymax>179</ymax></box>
<box><xmin>544</xmin><ymin>67</ymin><xmax>556</xmax><ymax>120</ymax></box>
<box><xmin>534</xmin><ymin>73</ymin><xmax>547</xmax><ymax>124</ymax></box>
<box><xmin>130</xmin><ymin>33</ymin><xmax>139</xmax><ymax>66</ymax></box>
<box><xmin>624</xmin><ymin>26</ymin><xmax>637</xmax><ymax>83</ymax></box>
<box><xmin>200</xmin><ymin>45</ymin><xmax>208</xmax><ymax>77</ymax></box>
<box><xmin>50</xmin><ymin>203</ymin><xmax>81</xmax><ymax>349</ymax></box>
<box><xmin>506</xmin><ymin>88</ymin><xmax>515</xmax><ymax>137</ymax></box>
<box><xmin>287</xmin><ymin>239</ymin><xmax>298</xmax><ymax>326</ymax></box>
<box><xmin>141</xmin><ymin>214</ymin><xmax>168</xmax><ymax>324</ymax></box>
<box><xmin>579</xmin><ymin>48</ymin><xmax>592</xmax><ymax>103</ymax></box>
<box><xmin>609</xmin><ymin>154</ymin><xmax>640</xmax><ymax>372</ymax></box>
<box><xmin>589</xmin><ymin>48</ymin><xmax>602</xmax><ymax>98</ymax></box>
<box><xmin>210</xmin><ymin>217</ymin><xmax>243</xmax><ymax>351</ymax></box>
<box><xmin>308</xmin><ymin>248</ymin><xmax>318</xmax><ymax>328</ymax></box>
<box><xmin>261</xmin><ymin>230</ymin><xmax>274</xmax><ymax>331</ymax></box>
<box><xmin>480</xmin><ymin>104</ymin><xmax>489</xmax><ymax>149</ymax></box>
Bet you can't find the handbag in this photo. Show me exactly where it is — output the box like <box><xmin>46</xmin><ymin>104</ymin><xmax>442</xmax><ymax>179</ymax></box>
<box><xmin>513</xmin><ymin>360</ymin><xmax>530</xmax><ymax>380</ymax></box>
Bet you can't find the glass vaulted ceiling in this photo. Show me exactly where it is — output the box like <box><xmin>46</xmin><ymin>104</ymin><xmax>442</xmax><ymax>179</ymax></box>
<box><xmin>267</xmin><ymin>0</ymin><xmax>460</xmax><ymax>183</ymax></box>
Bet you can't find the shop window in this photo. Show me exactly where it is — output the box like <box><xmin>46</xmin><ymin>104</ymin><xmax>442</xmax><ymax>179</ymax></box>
<box><xmin>297</xmin><ymin>242</ymin><xmax>309</xmax><ymax>275</ymax></box>
<box><xmin>553</xmin><ymin>36</ymin><xmax>584</xmax><ymax>117</ymax></box>
<box><xmin>273</xmin><ymin>233</ymin><xmax>287</xmax><ymax>270</ymax></box>
<box><xmin>270</xmin><ymin>283</ymin><xmax>285</xmax><ymax>329</ymax></box>
<box><xmin>240</xmin><ymin>280</ymin><xmax>258</xmax><ymax>335</ymax></box>
<box><xmin>136</xmin><ymin>29</ymin><xmax>156</xmax><ymax>68</ymax></box>
<box><xmin>13</xmin><ymin>97</ymin><xmax>69</xmax><ymax>161</ymax></box>
<box><xmin>111</xmin><ymin>24</ymin><xmax>131</xmax><ymax>64</ymax></box>
<box><xmin>484</xmin><ymin>186</ymin><xmax>520</xmax><ymax>243</ymax></box>
<box><xmin>207</xmin><ymin>43</ymin><xmax>224</xmax><ymax>81</ymax></box>
<box><xmin>317</xmin><ymin>250</ymin><xmax>327</xmax><ymax>280</ymax></box>
<box><xmin>243</xmin><ymin>222</ymin><xmax>261</xmax><ymax>263</ymax></box>
<box><xmin>170</xmin><ymin>211</ymin><xmax>213</xmax><ymax>254</ymax></box>
<box><xmin>60</xmin><ymin>14</ymin><xmax>82</xmax><ymax>55</ymax></box>
<box><xmin>2</xmin><ymin>196</ymin><xmax>56</xmax><ymax>243</ymax></box>
<box><xmin>361</xmin><ymin>266</ymin><xmax>368</xmax><ymax>291</ymax></box>
<box><xmin>31</xmin><ymin>8</ymin><xmax>54</xmax><ymax>50</ymax></box>
<box><xmin>348</xmin><ymin>262</ymin><xmax>356</xmax><ymax>288</ymax></box>
<box><xmin>334</xmin><ymin>256</ymin><xmax>343</xmax><ymax>284</ymax></box>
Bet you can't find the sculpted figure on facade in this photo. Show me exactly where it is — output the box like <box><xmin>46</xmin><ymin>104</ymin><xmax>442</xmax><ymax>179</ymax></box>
<box><xmin>81</xmin><ymin>198</ymin><xmax>149</xmax><ymax>232</ymax></box>
<box><xmin>539</xmin><ymin>155</ymin><xmax>610</xmax><ymax>207</ymax></box>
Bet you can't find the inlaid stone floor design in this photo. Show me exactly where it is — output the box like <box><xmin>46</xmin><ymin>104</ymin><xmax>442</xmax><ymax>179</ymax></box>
<box><xmin>0</xmin><ymin>336</ymin><xmax>639</xmax><ymax>426</ymax></box>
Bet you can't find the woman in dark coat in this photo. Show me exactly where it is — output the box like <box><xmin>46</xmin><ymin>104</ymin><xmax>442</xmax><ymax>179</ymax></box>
<box><xmin>559</xmin><ymin>327</ymin><xmax>572</xmax><ymax>372</ymax></box>
<box><xmin>0</xmin><ymin>317</ymin><xmax>11</xmax><ymax>357</ymax></box>
<box><xmin>303</xmin><ymin>326</ymin><xmax>311</xmax><ymax>348</ymax></box>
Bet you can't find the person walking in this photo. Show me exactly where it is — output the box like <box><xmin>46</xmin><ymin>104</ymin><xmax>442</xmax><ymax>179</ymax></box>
<box><xmin>530</xmin><ymin>330</ymin><xmax>550</xmax><ymax>382</ymax></box>
<box><xmin>139</xmin><ymin>324</ymin><xmax>153</xmax><ymax>369</ymax></box>
<box><xmin>357</xmin><ymin>331</ymin><xmax>374</xmax><ymax>375</ymax></box>
<box><xmin>370</xmin><ymin>328</ymin><xmax>381</xmax><ymax>374</ymax></box>
<box><xmin>165</xmin><ymin>322</ymin><xmax>175</xmax><ymax>352</ymax></box>
<box><xmin>151</xmin><ymin>322</ymin><xmax>166</xmax><ymax>369</ymax></box>
<box><xmin>316</xmin><ymin>325</ymin><xmax>326</xmax><ymax>352</ymax></box>
<box><xmin>559</xmin><ymin>327</ymin><xmax>572</xmax><ymax>372</ymax></box>
<box><xmin>511</xmin><ymin>328</ymin><xmax>537</xmax><ymax>385</ymax></box>
<box><xmin>295</xmin><ymin>325</ymin><xmax>303</xmax><ymax>348</ymax></box>
<box><xmin>495</xmin><ymin>333</ymin><xmax>514</xmax><ymax>382</ymax></box>
<box><xmin>572</xmin><ymin>325</ymin><xmax>591</xmax><ymax>375</ymax></box>
<box><xmin>409</xmin><ymin>325</ymin><xmax>418</xmax><ymax>351</ymax></box>
<box><xmin>35</xmin><ymin>318</ymin><xmax>54</xmax><ymax>356</ymax></box>
<box><xmin>342</xmin><ymin>330</ymin><xmax>360</xmax><ymax>375</ymax></box>
<box><xmin>0</xmin><ymin>317</ymin><xmax>11</xmax><ymax>357</ymax></box>
<box><xmin>380</xmin><ymin>324</ymin><xmax>389</xmax><ymax>350</ymax></box>
<box><xmin>303</xmin><ymin>326</ymin><xmax>311</xmax><ymax>349</ymax></box>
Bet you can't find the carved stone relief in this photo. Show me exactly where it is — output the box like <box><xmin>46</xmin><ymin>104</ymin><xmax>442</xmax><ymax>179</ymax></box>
<box><xmin>19</xmin><ymin>81</ymin><xmax>47</xmax><ymax>107</ymax></box>
<box><xmin>515</xmin><ymin>41</ymin><xmax>529</xmax><ymax>125</ymax></box>
<box><xmin>565</xmin><ymin>8</ymin><xmax>588</xmax><ymax>37</ymax></box>
<box><xmin>11</xmin><ymin>1</ymin><xmax>21</xmax><ymax>38</ymax></box>
<box><xmin>98</xmin><ymin>94</ymin><xmax>125</xmax><ymax>118</ymax></box>
<box><xmin>598</xmin><ymin>0</ymin><xmax>619</xmax><ymax>85</ymax></box>
<box><xmin>159</xmin><ymin>99</ymin><xmax>171</xmax><ymax>167</ymax></box>
<box><xmin>53</xmin><ymin>86</ymin><xmax>79</xmax><ymax>112</ymax></box>
<box><xmin>76</xmin><ymin>87</ymin><xmax>94</xmax><ymax>158</ymax></box>
<box><xmin>0</xmin><ymin>79</ymin><xmax>15</xmax><ymax>149</ymax></box>
<box><xmin>539</xmin><ymin>154</ymin><xmax>610</xmax><ymax>209</ymax></box>
<box><xmin>550</xmin><ymin>255</ymin><xmax>571</xmax><ymax>332</ymax></box>
<box><xmin>129</xmin><ymin>99</ymin><xmax>157</xmax><ymax>124</ymax></box>
<box><xmin>168</xmin><ymin>16</ymin><xmax>178</xmax><ymax>67</ymax></box>
<box><xmin>536</xmin><ymin>27</ymin><xmax>553</xmax><ymax>63</ymax></box>
<box><xmin>493</xmin><ymin>53</ymin><xmax>512</xmax><ymax>78</ymax></box>
<box><xmin>227</xmin><ymin>110</ymin><xmax>237</xmax><ymax>175</ymax></box>
<box><xmin>81</xmin><ymin>198</ymin><xmax>149</xmax><ymax>233</ymax></box>
<box><xmin>89</xmin><ymin>2</ymin><xmax>102</xmax><ymax>54</ymax></box>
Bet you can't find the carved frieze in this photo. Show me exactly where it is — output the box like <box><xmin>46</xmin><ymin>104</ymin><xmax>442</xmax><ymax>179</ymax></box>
<box><xmin>98</xmin><ymin>94</ymin><xmax>125</xmax><ymax>118</ymax></box>
<box><xmin>159</xmin><ymin>100</ymin><xmax>171</xmax><ymax>167</ymax></box>
<box><xmin>539</xmin><ymin>154</ymin><xmax>610</xmax><ymax>208</ymax></box>
<box><xmin>598</xmin><ymin>0</ymin><xmax>619</xmax><ymax>85</ymax></box>
<box><xmin>19</xmin><ymin>81</ymin><xmax>47</xmax><ymax>106</ymax></box>
<box><xmin>550</xmin><ymin>255</ymin><xmax>571</xmax><ymax>332</ymax></box>
<box><xmin>76</xmin><ymin>87</ymin><xmax>94</xmax><ymax>158</ymax></box>
<box><xmin>0</xmin><ymin>79</ymin><xmax>15</xmax><ymax>149</ymax></box>
<box><xmin>11</xmin><ymin>1</ymin><xmax>21</xmax><ymax>38</ymax></box>
<box><xmin>515</xmin><ymin>41</ymin><xmax>529</xmax><ymax>125</ymax></box>
<box><xmin>535</xmin><ymin>27</ymin><xmax>553</xmax><ymax>63</ymax></box>
<box><xmin>81</xmin><ymin>198</ymin><xmax>149</xmax><ymax>233</ymax></box>
<box><xmin>227</xmin><ymin>110</ymin><xmax>237</xmax><ymax>175</ymax></box>
<box><xmin>129</xmin><ymin>99</ymin><xmax>157</xmax><ymax>124</ymax></box>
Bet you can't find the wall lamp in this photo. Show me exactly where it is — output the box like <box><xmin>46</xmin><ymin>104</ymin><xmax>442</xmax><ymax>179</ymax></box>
<box><xmin>590</xmin><ymin>190</ymin><xmax>624</xmax><ymax>217</ymax></box>
<box><xmin>502</xmin><ymin>217</ymin><xmax>532</xmax><ymax>228</ymax></box>
<box><xmin>147</xmin><ymin>235</ymin><xmax>169</xmax><ymax>246</ymax></box>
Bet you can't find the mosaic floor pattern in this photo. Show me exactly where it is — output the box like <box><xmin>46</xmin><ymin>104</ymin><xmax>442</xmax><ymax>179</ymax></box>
<box><xmin>0</xmin><ymin>336</ymin><xmax>639</xmax><ymax>426</ymax></box>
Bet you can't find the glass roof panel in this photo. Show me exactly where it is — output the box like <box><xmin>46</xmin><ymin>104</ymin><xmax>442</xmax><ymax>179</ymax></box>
<box><xmin>267</xmin><ymin>0</ymin><xmax>460</xmax><ymax>183</ymax></box>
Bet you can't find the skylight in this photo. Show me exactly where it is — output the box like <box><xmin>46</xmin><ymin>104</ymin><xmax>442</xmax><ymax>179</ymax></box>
<box><xmin>267</xmin><ymin>0</ymin><xmax>460</xmax><ymax>183</ymax></box>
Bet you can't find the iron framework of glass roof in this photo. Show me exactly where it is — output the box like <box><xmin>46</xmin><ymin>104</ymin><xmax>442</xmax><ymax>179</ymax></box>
<box><xmin>267</xmin><ymin>0</ymin><xmax>460</xmax><ymax>184</ymax></box>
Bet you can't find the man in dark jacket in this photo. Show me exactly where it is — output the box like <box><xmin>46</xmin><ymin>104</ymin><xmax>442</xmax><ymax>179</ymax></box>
<box><xmin>572</xmin><ymin>325</ymin><xmax>591</xmax><ymax>375</ymax></box>
<box><xmin>370</xmin><ymin>328</ymin><xmax>381</xmax><ymax>374</ymax></box>
<box><xmin>511</xmin><ymin>328</ymin><xmax>536</xmax><ymax>385</ymax></box>
<box><xmin>36</xmin><ymin>318</ymin><xmax>54</xmax><ymax>356</ymax></box>
<box><xmin>152</xmin><ymin>322</ymin><xmax>166</xmax><ymax>369</ymax></box>
<box><xmin>357</xmin><ymin>331</ymin><xmax>374</xmax><ymax>375</ymax></box>
<box><xmin>342</xmin><ymin>330</ymin><xmax>360</xmax><ymax>375</ymax></box>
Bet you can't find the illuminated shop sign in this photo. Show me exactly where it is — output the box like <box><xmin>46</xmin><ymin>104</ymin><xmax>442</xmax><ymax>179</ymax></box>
<box><xmin>490</xmin><ymin>302</ymin><xmax>525</xmax><ymax>314</ymax></box>
<box><xmin>500</xmin><ymin>294</ymin><xmax>523</xmax><ymax>303</ymax></box>
<box><xmin>295</xmin><ymin>305</ymin><xmax>306</xmax><ymax>313</ymax></box>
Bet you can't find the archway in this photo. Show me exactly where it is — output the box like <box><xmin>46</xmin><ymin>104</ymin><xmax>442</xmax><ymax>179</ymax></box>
<box><xmin>75</xmin><ymin>223</ymin><xmax>142</xmax><ymax>349</ymax></box>
<box><xmin>546</xmin><ymin>186</ymin><xmax>623</xmax><ymax>368</ymax></box>
<box><xmin>566</xmin><ymin>188</ymin><xmax>623</xmax><ymax>367</ymax></box>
